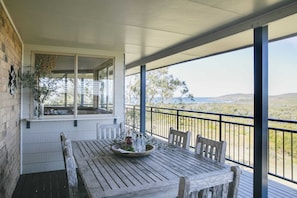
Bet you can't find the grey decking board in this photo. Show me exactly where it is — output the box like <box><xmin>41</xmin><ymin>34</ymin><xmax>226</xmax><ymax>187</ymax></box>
<box><xmin>12</xmin><ymin>170</ymin><xmax>69</xmax><ymax>198</ymax></box>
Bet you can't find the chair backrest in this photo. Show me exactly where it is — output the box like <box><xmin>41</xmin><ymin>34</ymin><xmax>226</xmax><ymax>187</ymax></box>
<box><xmin>64</xmin><ymin>147</ymin><xmax>79</xmax><ymax>198</ymax></box>
<box><xmin>195</xmin><ymin>134</ymin><xmax>227</xmax><ymax>163</ymax></box>
<box><xmin>178</xmin><ymin>166</ymin><xmax>241</xmax><ymax>198</ymax></box>
<box><xmin>97</xmin><ymin>123</ymin><xmax>123</xmax><ymax>140</ymax></box>
<box><xmin>63</xmin><ymin>142</ymin><xmax>87</xmax><ymax>198</ymax></box>
<box><xmin>168</xmin><ymin>127</ymin><xmax>191</xmax><ymax>149</ymax></box>
<box><xmin>65</xmin><ymin>139</ymin><xmax>74</xmax><ymax>156</ymax></box>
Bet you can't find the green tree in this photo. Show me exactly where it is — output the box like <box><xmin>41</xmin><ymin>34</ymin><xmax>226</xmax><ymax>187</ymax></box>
<box><xmin>126</xmin><ymin>68</ymin><xmax>193</xmax><ymax>106</ymax></box>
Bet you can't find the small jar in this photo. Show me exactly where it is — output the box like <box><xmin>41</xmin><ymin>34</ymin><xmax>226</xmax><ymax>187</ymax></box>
<box><xmin>125</xmin><ymin>136</ymin><xmax>132</xmax><ymax>145</ymax></box>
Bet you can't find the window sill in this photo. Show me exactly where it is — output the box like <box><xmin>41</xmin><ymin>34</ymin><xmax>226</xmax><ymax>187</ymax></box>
<box><xmin>23</xmin><ymin>115</ymin><xmax>119</xmax><ymax>128</ymax></box>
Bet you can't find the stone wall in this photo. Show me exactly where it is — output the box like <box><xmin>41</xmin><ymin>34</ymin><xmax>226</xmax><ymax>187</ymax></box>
<box><xmin>0</xmin><ymin>3</ymin><xmax>22</xmax><ymax>198</ymax></box>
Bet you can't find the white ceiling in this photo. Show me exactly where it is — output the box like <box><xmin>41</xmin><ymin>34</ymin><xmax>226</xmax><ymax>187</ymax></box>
<box><xmin>3</xmin><ymin>0</ymin><xmax>297</xmax><ymax>75</ymax></box>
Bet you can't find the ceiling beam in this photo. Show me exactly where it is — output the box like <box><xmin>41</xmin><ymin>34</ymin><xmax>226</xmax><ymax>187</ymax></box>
<box><xmin>126</xmin><ymin>1</ymin><xmax>297</xmax><ymax>69</ymax></box>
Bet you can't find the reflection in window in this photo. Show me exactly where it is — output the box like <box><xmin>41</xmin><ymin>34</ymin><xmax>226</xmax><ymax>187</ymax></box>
<box><xmin>77</xmin><ymin>57</ymin><xmax>114</xmax><ymax>114</ymax></box>
<box><xmin>36</xmin><ymin>53</ymin><xmax>114</xmax><ymax>116</ymax></box>
<box><xmin>40</xmin><ymin>55</ymin><xmax>75</xmax><ymax>115</ymax></box>
<box><xmin>97</xmin><ymin>65</ymin><xmax>114</xmax><ymax>111</ymax></box>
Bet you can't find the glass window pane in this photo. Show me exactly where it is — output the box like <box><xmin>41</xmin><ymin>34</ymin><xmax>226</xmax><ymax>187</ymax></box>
<box><xmin>34</xmin><ymin>54</ymin><xmax>114</xmax><ymax>116</ymax></box>
<box><xmin>107</xmin><ymin>65</ymin><xmax>114</xmax><ymax>112</ymax></box>
<box><xmin>37</xmin><ymin>54</ymin><xmax>75</xmax><ymax>115</ymax></box>
<box><xmin>77</xmin><ymin>56</ymin><xmax>114</xmax><ymax>114</ymax></box>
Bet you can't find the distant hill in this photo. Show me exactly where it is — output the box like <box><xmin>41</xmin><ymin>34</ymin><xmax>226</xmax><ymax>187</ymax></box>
<box><xmin>150</xmin><ymin>93</ymin><xmax>297</xmax><ymax>106</ymax></box>
<box><xmin>210</xmin><ymin>93</ymin><xmax>297</xmax><ymax>104</ymax></box>
<box><xmin>170</xmin><ymin>93</ymin><xmax>297</xmax><ymax>120</ymax></box>
<box><xmin>269</xmin><ymin>93</ymin><xmax>297</xmax><ymax>103</ymax></box>
<box><xmin>140</xmin><ymin>93</ymin><xmax>297</xmax><ymax>120</ymax></box>
<box><xmin>214</xmin><ymin>93</ymin><xmax>253</xmax><ymax>103</ymax></box>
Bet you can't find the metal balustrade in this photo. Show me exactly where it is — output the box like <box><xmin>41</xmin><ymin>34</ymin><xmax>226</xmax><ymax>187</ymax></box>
<box><xmin>125</xmin><ymin>104</ymin><xmax>297</xmax><ymax>184</ymax></box>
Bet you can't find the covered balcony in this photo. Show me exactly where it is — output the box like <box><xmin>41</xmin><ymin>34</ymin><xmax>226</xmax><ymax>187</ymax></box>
<box><xmin>1</xmin><ymin>0</ymin><xmax>297</xmax><ymax>197</ymax></box>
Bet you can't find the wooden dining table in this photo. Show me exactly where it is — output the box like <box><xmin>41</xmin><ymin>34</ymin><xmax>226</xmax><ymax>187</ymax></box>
<box><xmin>72</xmin><ymin>139</ymin><xmax>232</xmax><ymax>198</ymax></box>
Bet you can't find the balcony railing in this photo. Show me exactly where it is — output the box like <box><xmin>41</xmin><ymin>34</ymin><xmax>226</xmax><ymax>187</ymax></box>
<box><xmin>125</xmin><ymin>104</ymin><xmax>297</xmax><ymax>184</ymax></box>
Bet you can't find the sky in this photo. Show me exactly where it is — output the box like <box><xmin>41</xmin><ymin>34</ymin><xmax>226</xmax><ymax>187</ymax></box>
<box><xmin>168</xmin><ymin>36</ymin><xmax>297</xmax><ymax>97</ymax></box>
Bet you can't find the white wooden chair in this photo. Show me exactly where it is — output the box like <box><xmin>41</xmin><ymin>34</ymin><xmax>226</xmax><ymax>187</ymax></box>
<box><xmin>61</xmin><ymin>137</ymin><xmax>77</xmax><ymax>167</ymax></box>
<box><xmin>195</xmin><ymin>134</ymin><xmax>227</xmax><ymax>163</ymax></box>
<box><xmin>178</xmin><ymin>166</ymin><xmax>241</xmax><ymax>198</ymax></box>
<box><xmin>65</xmin><ymin>139</ymin><xmax>74</xmax><ymax>156</ymax></box>
<box><xmin>96</xmin><ymin>123</ymin><xmax>123</xmax><ymax>140</ymax></box>
<box><xmin>64</xmin><ymin>147</ymin><xmax>79</xmax><ymax>198</ymax></box>
<box><xmin>63</xmin><ymin>146</ymin><xmax>88</xmax><ymax>198</ymax></box>
<box><xmin>168</xmin><ymin>127</ymin><xmax>191</xmax><ymax>149</ymax></box>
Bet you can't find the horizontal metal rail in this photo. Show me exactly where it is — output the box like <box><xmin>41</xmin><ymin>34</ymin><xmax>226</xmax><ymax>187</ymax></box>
<box><xmin>125</xmin><ymin>104</ymin><xmax>297</xmax><ymax>184</ymax></box>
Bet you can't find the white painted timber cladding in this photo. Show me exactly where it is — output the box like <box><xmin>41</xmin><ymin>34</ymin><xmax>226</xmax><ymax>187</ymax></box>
<box><xmin>21</xmin><ymin>119</ymin><xmax>117</xmax><ymax>173</ymax></box>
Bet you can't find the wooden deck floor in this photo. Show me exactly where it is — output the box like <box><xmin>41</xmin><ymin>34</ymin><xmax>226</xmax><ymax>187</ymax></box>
<box><xmin>12</xmin><ymin>168</ymin><xmax>297</xmax><ymax>198</ymax></box>
<box><xmin>12</xmin><ymin>170</ymin><xmax>69</xmax><ymax>198</ymax></box>
<box><xmin>238</xmin><ymin>168</ymin><xmax>297</xmax><ymax>198</ymax></box>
